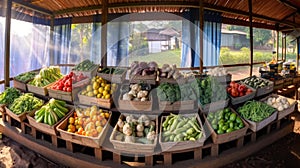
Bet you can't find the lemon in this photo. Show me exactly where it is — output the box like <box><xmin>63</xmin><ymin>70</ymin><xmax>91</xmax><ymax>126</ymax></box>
<box><xmin>102</xmin><ymin>90</ymin><xmax>108</xmax><ymax>96</ymax></box>
<box><xmin>97</xmin><ymin>94</ymin><xmax>102</xmax><ymax>98</ymax></box>
<box><xmin>93</xmin><ymin>90</ymin><xmax>99</xmax><ymax>95</ymax></box>
<box><xmin>98</xmin><ymin>87</ymin><xmax>104</xmax><ymax>93</ymax></box>
<box><xmin>101</xmin><ymin>82</ymin><xmax>106</xmax><ymax>87</ymax></box>
<box><xmin>86</xmin><ymin>85</ymin><xmax>93</xmax><ymax>92</ymax></box>
<box><xmin>104</xmin><ymin>85</ymin><xmax>110</xmax><ymax>91</ymax></box>
<box><xmin>97</xmin><ymin>79</ymin><xmax>102</xmax><ymax>83</ymax></box>
<box><xmin>93</xmin><ymin>82</ymin><xmax>100</xmax><ymax>90</ymax></box>
<box><xmin>105</xmin><ymin>94</ymin><xmax>110</xmax><ymax>99</ymax></box>
<box><xmin>87</xmin><ymin>91</ymin><xmax>94</xmax><ymax>97</ymax></box>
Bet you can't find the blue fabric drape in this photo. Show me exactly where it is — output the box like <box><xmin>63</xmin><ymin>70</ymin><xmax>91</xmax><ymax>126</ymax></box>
<box><xmin>53</xmin><ymin>18</ymin><xmax>72</xmax><ymax>74</ymax></box>
<box><xmin>181</xmin><ymin>9</ymin><xmax>222</xmax><ymax>67</ymax></box>
<box><xmin>107</xmin><ymin>21</ymin><xmax>129</xmax><ymax>66</ymax></box>
<box><xmin>90</xmin><ymin>15</ymin><xmax>101</xmax><ymax>64</ymax></box>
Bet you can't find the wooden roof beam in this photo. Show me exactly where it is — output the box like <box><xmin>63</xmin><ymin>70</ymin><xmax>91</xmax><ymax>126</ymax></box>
<box><xmin>53</xmin><ymin>5</ymin><xmax>102</xmax><ymax>16</ymax></box>
<box><xmin>12</xmin><ymin>0</ymin><xmax>53</xmax><ymax>16</ymax></box>
<box><xmin>281</xmin><ymin>11</ymin><xmax>297</xmax><ymax>21</ymax></box>
<box><xmin>204</xmin><ymin>3</ymin><xmax>298</xmax><ymax>28</ymax></box>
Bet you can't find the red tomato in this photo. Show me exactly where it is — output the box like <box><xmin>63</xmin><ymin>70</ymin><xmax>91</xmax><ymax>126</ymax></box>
<box><xmin>66</xmin><ymin>87</ymin><xmax>72</xmax><ymax>92</ymax></box>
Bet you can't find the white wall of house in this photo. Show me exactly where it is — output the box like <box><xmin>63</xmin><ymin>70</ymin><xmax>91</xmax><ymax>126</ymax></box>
<box><xmin>148</xmin><ymin>41</ymin><xmax>162</xmax><ymax>53</ymax></box>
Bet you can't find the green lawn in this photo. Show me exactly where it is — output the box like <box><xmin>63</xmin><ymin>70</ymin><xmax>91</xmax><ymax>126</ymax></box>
<box><xmin>128</xmin><ymin>49</ymin><xmax>181</xmax><ymax>67</ymax></box>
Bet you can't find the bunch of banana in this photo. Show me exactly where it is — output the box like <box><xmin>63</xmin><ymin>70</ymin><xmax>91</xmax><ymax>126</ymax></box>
<box><xmin>34</xmin><ymin>98</ymin><xmax>69</xmax><ymax>126</ymax></box>
<box><xmin>29</xmin><ymin>66</ymin><xmax>63</xmax><ymax>87</ymax></box>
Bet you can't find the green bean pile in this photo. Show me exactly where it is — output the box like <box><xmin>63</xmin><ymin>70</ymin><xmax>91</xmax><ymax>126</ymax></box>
<box><xmin>237</xmin><ymin>100</ymin><xmax>276</xmax><ymax>122</ymax></box>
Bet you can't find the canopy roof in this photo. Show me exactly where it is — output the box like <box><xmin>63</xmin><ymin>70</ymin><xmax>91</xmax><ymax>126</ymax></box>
<box><xmin>3</xmin><ymin>0</ymin><xmax>300</xmax><ymax>31</ymax></box>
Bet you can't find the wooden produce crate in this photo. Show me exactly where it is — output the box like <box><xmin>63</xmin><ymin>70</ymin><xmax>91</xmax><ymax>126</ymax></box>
<box><xmin>260</xmin><ymin>94</ymin><xmax>296</xmax><ymax>120</ymax></box>
<box><xmin>284</xmin><ymin>78</ymin><xmax>293</xmax><ymax>87</ymax></box>
<box><xmin>129</xmin><ymin>73</ymin><xmax>157</xmax><ymax>85</ymax></box>
<box><xmin>72</xmin><ymin>65</ymin><xmax>98</xmax><ymax>78</ymax></box>
<box><xmin>48</xmin><ymin>89</ymin><xmax>73</xmax><ymax>102</ymax></box>
<box><xmin>293</xmin><ymin>75</ymin><xmax>300</xmax><ymax>84</ymax></box>
<box><xmin>244</xmin><ymin>111</ymin><xmax>278</xmax><ymax>132</ymax></box>
<box><xmin>110</xmin><ymin>114</ymin><xmax>158</xmax><ymax>153</ymax></box>
<box><xmin>97</xmin><ymin>68</ymin><xmax>127</xmax><ymax>83</ymax></box>
<box><xmin>159</xmin><ymin>113</ymin><xmax>206</xmax><ymax>152</ymax></box>
<box><xmin>4</xmin><ymin>106</ymin><xmax>39</xmax><ymax>122</ymax></box>
<box><xmin>241</xmin><ymin>77</ymin><xmax>274</xmax><ymax>97</ymax></box>
<box><xmin>204</xmin><ymin>110</ymin><xmax>249</xmax><ymax>144</ymax></box>
<box><xmin>199</xmin><ymin>99</ymin><xmax>229</xmax><ymax>114</ymax></box>
<box><xmin>78</xmin><ymin>91</ymin><xmax>112</xmax><ymax>109</ymax></box>
<box><xmin>230</xmin><ymin>87</ymin><xmax>256</xmax><ymax>105</ymax></box>
<box><xmin>0</xmin><ymin>104</ymin><xmax>6</xmax><ymax>114</ymax></box>
<box><xmin>72</xmin><ymin>78</ymin><xmax>90</xmax><ymax>88</ymax></box>
<box><xmin>118</xmin><ymin>94</ymin><xmax>153</xmax><ymax>111</ymax></box>
<box><xmin>159</xmin><ymin>100</ymin><xmax>196</xmax><ymax>111</ymax></box>
<box><xmin>27</xmin><ymin>105</ymin><xmax>74</xmax><ymax>136</ymax></box>
<box><xmin>57</xmin><ymin>110</ymin><xmax>112</xmax><ymax>148</ymax></box>
<box><xmin>13</xmin><ymin>70</ymin><xmax>40</xmax><ymax>91</ymax></box>
<box><xmin>27</xmin><ymin>83</ymin><xmax>53</xmax><ymax>96</ymax></box>
<box><xmin>13</xmin><ymin>79</ymin><xmax>28</xmax><ymax>91</ymax></box>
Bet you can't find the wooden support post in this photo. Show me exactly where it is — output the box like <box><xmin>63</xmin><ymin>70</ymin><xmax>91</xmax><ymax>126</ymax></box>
<box><xmin>194</xmin><ymin>147</ymin><xmax>202</xmax><ymax>160</ymax></box>
<box><xmin>31</xmin><ymin>127</ymin><xmax>37</xmax><ymax>138</ymax></box>
<box><xmin>199</xmin><ymin>0</ymin><xmax>204</xmax><ymax>73</ymax></box>
<box><xmin>4</xmin><ymin>0</ymin><xmax>12</xmax><ymax>87</ymax></box>
<box><xmin>49</xmin><ymin>16</ymin><xmax>55</xmax><ymax>65</ymax></box>
<box><xmin>211</xmin><ymin>144</ymin><xmax>219</xmax><ymax>157</ymax></box>
<box><xmin>7</xmin><ymin>115</ymin><xmax>11</xmax><ymax>125</ymax></box>
<box><xmin>21</xmin><ymin>122</ymin><xmax>25</xmax><ymax>133</ymax></box>
<box><xmin>248</xmin><ymin>0</ymin><xmax>253</xmax><ymax>76</ymax></box>
<box><xmin>251</xmin><ymin>132</ymin><xmax>256</xmax><ymax>142</ymax></box>
<box><xmin>113</xmin><ymin>153</ymin><xmax>121</xmax><ymax>164</ymax></box>
<box><xmin>66</xmin><ymin>141</ymin><xmax>73</xmax><ymax>152</ymax></box>
<box><xmin>94</xmin><ymin>148</ymin><xmax>102</xmax><ymax>161</ymax></box>
<box><xmin>296</xmin><ymin>38</ymin><xmax>299</xmax><ymax>71</ymax></box>
<box><xmin>145</xmin><ymin>155</ymin><xmax>153</xmax><ymax>166</ymax></box>
<box><xmin>267</xmin><ymin>124</ymin><xmax>271</xmax><ymax>134</ymax></box>
<box><xmin>237</xmin><ymin>137</ymin><xmax>244</xmax><ymax>148</ymax></box>
<box><xmin>277</xmin><ymin>120</ymin><xmax>281</xmax><ymax>129</ymax></box>
<box><xmin>51</xmin><ymin>135</ymin><xmax>58</xmax><ymax>147</ymax></box>
<box><xmin>163</xmin><ymin>152</ymin><xmax>172</xmax><ymax>165</ymax></box>
<box><xmin>276</xmin><ymin>28</ymin><xmax>280</xmax><ymax>61</ymax></box>
<box><xmin>101</xmin><ymin>0</ymin><xmax>108</xmax><ymax>67</ymax></box>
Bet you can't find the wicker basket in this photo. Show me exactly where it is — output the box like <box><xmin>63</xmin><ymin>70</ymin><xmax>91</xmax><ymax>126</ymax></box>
<box><xmin>204</xmin><ymin>110</ymin><xmax>249</xmax><ymax>144</ymax></box>
<box><xmin>244</xmin><ymin>111</ymin><xmax>278</xmax><ymax>132</ymax></box>
<box><xmin>159</xmin><ymin>113</ymin><xmax>206</xmax><ymax>152</ymax></box>
<box><xmin>27</xmin><ymin>105</ymin><xmax>74</xmax><ymax>136</ymax></box>
<box><xmin>57</xmin><ymin>109</ymin><xmax>112</xmax><ymax>148</ymax></box>
<box><xmin>159</xmin><ymin>100</ymin><xmax>196</xmax><ymax>111</ymax></box>
<box><xmin>199</xmin><ymin>99</ymin><xmax>229</xmax><ymax>114</ymax></box>
<box><xmin>109</xmin><ymin>114</ymin><xmax>158</xmax><ymax>154</ymax></box>
<box><xmin>78</xmin><ymin>91</ymin><xmax>112</xmax><ymax>109</ymax></box>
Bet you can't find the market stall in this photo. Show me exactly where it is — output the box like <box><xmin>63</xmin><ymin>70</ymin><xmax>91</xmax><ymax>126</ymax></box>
<box><xmin>0</xmin><ymin>0</ymin><xmax>300</xmax><ymax>167</ymax></box>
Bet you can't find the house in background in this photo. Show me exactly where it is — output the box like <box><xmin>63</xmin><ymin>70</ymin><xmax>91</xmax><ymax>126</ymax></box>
<box><xmin>145</xmin><ymin>27</ymin><xmax>180</xmax><ymax>53</ymax></box>
<box><xmin>221</xmin><ymin>29</ymin><xmax>249</xmax><ymax>50</ymax></box>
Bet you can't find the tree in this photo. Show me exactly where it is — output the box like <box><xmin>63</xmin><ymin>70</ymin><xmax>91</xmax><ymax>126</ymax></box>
<box><xmin>71</xmin><ymin>23</ymin><xmax>92</xmax><ymax>62</ymax></box>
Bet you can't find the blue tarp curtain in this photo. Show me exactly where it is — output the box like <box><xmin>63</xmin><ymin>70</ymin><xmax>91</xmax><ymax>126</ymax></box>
<box><xmin>107</xmin><ymin>17</ymin><xmax>130</xmax><ymax>66</ymax></box>
<box><xmin>53</xmin><ymin>18</ymin><xmax>72</xmax><ymax>73</ymax></box>
<box><xmin>181</xmin><ymin>9</ymin><xmax>222</xmax><ymax>67</ymax></box>
<box><xmin>90</xmin><ymin>14</ymin><xmax>101</xmax><ymax>64</ymax></box>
